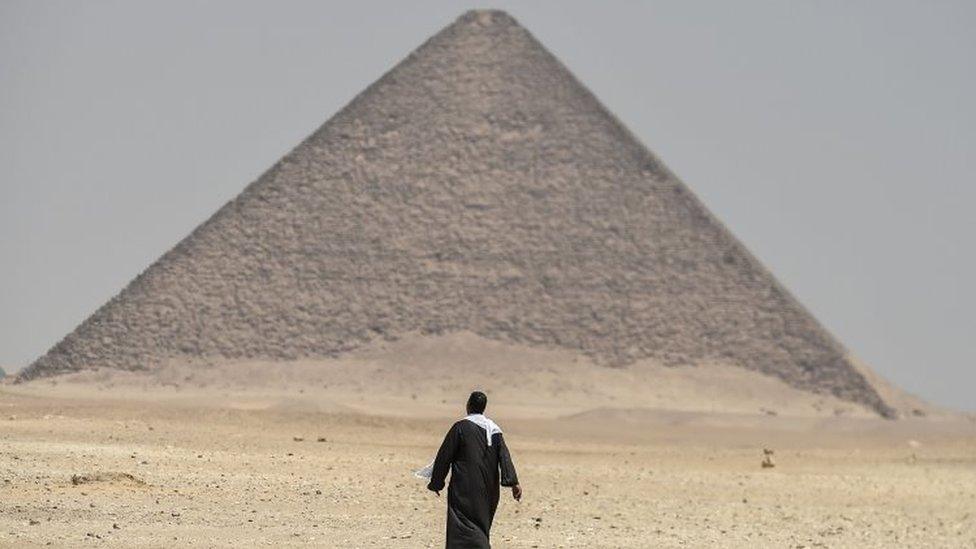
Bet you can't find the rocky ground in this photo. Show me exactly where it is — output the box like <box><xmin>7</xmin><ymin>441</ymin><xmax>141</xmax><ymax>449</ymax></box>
<box><xmin>1</xmin><ymin>375</ymin><xmax>974</xmax><ymax>548</ymax></box>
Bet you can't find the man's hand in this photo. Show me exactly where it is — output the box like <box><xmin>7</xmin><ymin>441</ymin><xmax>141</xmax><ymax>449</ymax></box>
<box><xmin>512</xmin><ymin>484</ymin><xmax>522</xmax><ymax>502</ymax></box>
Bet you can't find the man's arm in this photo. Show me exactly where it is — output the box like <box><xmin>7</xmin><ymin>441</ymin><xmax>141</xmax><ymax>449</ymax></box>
<box><xmin>497</xmin><ymin>434</ymin><xmax>521</xmax><ymax>501</ymax></box>
<box><xmin>427</xmin><ymin>422</ymin><xmax>460</xmax><ymax>495</ymax></box>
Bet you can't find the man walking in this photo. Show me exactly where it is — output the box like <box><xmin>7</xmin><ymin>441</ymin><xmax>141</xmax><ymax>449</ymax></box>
<box><xmin>427</xmin><ymin>391</ymin><xmax>521</xmax><ymax>548</ymax></box>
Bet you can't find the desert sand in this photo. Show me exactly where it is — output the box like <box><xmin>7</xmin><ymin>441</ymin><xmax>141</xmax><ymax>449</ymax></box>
<box><xmin>3</xmin><ymin>335</ymin><xmax>974</xmax><ymax>548</ymax></box>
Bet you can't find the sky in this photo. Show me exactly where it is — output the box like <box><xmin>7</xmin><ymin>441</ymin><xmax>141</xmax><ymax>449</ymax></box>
<box><xmin>1</xmin><ymin>1</ymin><xmax>973</xmax><ymax>411</ymax></box>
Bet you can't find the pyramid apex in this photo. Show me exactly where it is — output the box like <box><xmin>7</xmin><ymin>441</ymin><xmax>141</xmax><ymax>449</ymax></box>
<box><xmin>456</xmin><ymin>9</ymin><xmax>520</xmax><ymax>27</ymax></box>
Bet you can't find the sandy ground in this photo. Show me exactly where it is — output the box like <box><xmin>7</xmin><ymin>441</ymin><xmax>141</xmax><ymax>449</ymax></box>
<box><xmin>2</xmin><ymin>371</ymin><xmax>975</xmax><ymax>549</ymax></box>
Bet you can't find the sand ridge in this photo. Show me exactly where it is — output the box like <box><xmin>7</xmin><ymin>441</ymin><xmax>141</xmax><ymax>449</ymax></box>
<box><xmin>15</xmin><ymin>333</ymin><xmax>906</xmax><ymax>420</ymax></box>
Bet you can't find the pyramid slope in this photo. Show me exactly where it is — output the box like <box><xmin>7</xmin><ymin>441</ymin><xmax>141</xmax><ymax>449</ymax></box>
<box><xmin>20</xmin><ymin>10</ymin><xmax>894</xmax><ymax>417</ymax></box>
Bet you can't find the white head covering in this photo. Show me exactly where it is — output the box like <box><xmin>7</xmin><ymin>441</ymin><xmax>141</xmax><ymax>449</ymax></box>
<box><xmin>464</xmin><ymin>413</ymin><xmax>502</xmax><ymax>446</ymax></box>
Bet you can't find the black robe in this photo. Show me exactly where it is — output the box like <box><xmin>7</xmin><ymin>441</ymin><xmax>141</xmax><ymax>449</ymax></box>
<box><xmin>427</xmin><ymin>420</ymin><xmax>519</xmax><ymax>549</ymax></box>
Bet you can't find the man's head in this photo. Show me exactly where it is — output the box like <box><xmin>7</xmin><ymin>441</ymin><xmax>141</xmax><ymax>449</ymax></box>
<box><xmin>466</xmin><ymin>391</ymin><xmax>487</xmax><ymax>415</ymax></box>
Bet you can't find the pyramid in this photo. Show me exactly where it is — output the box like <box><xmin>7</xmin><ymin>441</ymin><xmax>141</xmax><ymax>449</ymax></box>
<box><xmin>20</xmin><ymin>10</ymin><xmax>895</xmax><ymax>417</ymax></box>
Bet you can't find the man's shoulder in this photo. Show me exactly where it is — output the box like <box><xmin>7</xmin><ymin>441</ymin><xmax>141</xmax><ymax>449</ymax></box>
<box><xmin>454</xmin><ymin>418</ymin><xmax>504</xmax><ymax>437</ymax></box>
<box><xmin>453</xmin><ymin>419</ymin><xmax>483</xmax><ymax>435</ymax></box>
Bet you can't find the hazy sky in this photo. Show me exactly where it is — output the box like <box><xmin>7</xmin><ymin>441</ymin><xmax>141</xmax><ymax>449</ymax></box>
<box><xmin>1</xmin><ymin>1</ymin><xmax>973</xmax><ymax>410</ymax></box>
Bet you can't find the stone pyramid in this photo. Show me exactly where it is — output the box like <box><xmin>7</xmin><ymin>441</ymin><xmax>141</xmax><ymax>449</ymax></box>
<box><xmin>20</xmin><ymin>10</ymin><xmax>894</xmax><ymax>417</ymax></box>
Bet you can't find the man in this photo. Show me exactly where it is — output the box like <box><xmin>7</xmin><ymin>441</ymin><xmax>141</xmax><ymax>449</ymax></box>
<box><xmin>427</xmin><ymin>391</ymin><xmax>521</xmax><ymax>548</ymax></box>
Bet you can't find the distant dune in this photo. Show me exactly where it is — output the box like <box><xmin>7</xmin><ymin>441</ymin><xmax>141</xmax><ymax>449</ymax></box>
<box><xmin>19</xmin><ymin>332</ymin><xmax>944</xmax><ymax>421</ymax></box>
